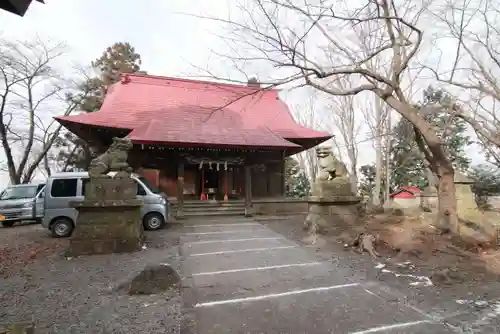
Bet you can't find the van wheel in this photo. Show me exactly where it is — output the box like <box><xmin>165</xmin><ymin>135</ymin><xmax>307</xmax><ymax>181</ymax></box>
<box><xmin>2</xmin><ymin>222</ymin><xmax>15</xmax><ymax>228</ymax></box>
<box><xmin>51</xmin><ymin>218</ymin><xmax>74</xmax><ymax>238</ymax></box>
<box><xmin>143</xmin><ymin>213</ymin><xmax>165</xmax><ymax>231</ymax></box>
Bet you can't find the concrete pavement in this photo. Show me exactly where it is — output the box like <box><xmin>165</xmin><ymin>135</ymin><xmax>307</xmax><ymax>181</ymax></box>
<box><xmin>179</xmin><ymin>218</ymin><xmax>455</xmax><ymax>334</ymax></box>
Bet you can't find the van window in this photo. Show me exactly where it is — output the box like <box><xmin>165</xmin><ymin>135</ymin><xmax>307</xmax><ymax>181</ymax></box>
<box><xmin>81</xmin><ymin>178</ymin><xmax>89</xmax><ymax>196</ymax></box>
<box><xmin>0</xmin><ymin>185</ymin><xmax>38</xmax><ymax>200</ymax></box>
<box><xmin>138</xmin><ymin>176</ymin><xmax>160</xmax><ymax>194</ymax></box>
<box><xmin>137</xmin><ymin>182</ymin><xmax>147</xmax><ymax>196</ymax></box>
<box><xmin>51</xmin><ymin>179</ymin><xmax>78</xmax><ymax>197</ymax></box>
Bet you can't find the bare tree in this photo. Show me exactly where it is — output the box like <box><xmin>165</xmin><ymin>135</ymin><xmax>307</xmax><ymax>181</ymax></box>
<box><xmin>198</xmin><ymin>0</ymin><xmax>460</xmax><ymax>232</ymax></box>
<box><xmin>327</xmin><ymin>78</ymin><xmax>363</xmax><ymax>193</ymax></box>
<box><xmin>0</xmin><ymin>37</ymin><xmax>86</xmax><ymax>184</ymax></box>
<box><xmin>362</xmin><ymin>95</ymin><xmax>389</xmax><ymax>205</ymax></box>
<box><xmin>290</xmin><ymin>91</ymin><xmax>322</xmax><ymax>181</ymax></box>
<box><xmin>431</xmin><ymin>0</ymin><xmax>500</xmax><ymax>160</ymax></box>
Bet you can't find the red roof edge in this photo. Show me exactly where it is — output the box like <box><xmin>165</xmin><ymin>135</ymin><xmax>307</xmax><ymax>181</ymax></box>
<box><xmin>128</xmin><ymin>139</ymin><xmax>298</xmax><ymax>150</ymax></box>
<box><xmin>400</xmin><ymin>186</ymin><xmax>422</xmax><ymax>193</ymax></box>
<box><xmin>389</xmin><ymin>188</ymin><xmax>420</xmax><ymax>198</ymax></box>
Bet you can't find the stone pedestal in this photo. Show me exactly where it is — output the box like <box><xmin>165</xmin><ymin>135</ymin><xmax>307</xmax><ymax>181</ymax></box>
<box><xmin>304</xmin><ymin>195</ymin><xmax>362</xmax><ymax>234</ymax></box>
<box><xmin>67</xmin><ymin>178</ymin><xmax>144</xmax><ymax>256</ymax></box>
<box><xmin>84</xmin><ymin>178</ymin><xmax>137</xmax><ymax>201</ymax></box>
<box><xmin>311</xmin><ymin>178</ymin><xmax>354</xmax><ymax>198</ymax></box>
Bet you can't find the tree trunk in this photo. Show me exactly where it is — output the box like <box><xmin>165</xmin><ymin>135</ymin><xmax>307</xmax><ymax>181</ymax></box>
<box><xmin>384</xmin><ymin>109</ymin><xmax>392</xmax><ymax>203</ymax></box>
<box><xmin>43</xmin><ymin>153</ymin><xmax>51</xmax><ymax>177</ymax></box>
<box><xmin>347</xmin><ymin>148</ymin><xmax>358</xmax><ymax>194</ymax></box>
<box><xmin>16</xmin><ymin>86</ymin><xmax>36</xmax><ymax>182</ymax></box>
<box><xmin>373</xmin><ymin>137</ymin><xmax>382</xmax><ymax>205</ymax></box>
<box><xmin>383</xmin><ymin>95</ymin><xmax>459</xmax><ymax>233</ymax></box>
<box><xmin>435</xmin><ymin>162</ymin><xmax>459</xmax><ymax>233</ymax></box>
<box><xmin>0</xmin><ymin>103</ymin><xmax>20</xmax><ymax>184</ymax></box>
<box><xmin>373</xmin><ymin>99</ymin><xmax>383</xmax><ymax>206</ymax></box>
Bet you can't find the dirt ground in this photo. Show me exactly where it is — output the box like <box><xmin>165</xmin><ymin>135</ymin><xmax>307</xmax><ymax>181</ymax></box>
<box><xmin>0</xmin><ymin>223</ymin><xmax>68</xmax><ymax>279</ymax></box>
<box><xmin>0</xmin><ymin>222</ymin><xmax>181</xmax><ymax>279</ymax></box>
<box><xmin>358</xmin><ymin>211</ymin><xmax>500</xmax><ymax>283</ymax></box>
<box><xmin>259</xmin><ymin>212</ymin><xmax>500</xmax><ymax>286</ymax></box>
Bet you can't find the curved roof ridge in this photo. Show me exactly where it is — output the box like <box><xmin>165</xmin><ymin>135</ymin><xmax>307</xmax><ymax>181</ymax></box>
<box><xmin>122</xmin><ymin>73</ymin><xmax>279</xmax><ymax>93</ymax></box>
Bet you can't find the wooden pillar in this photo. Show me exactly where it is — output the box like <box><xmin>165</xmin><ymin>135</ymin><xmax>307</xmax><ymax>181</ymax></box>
<box><xmin>224</xmin><ymin>167</ymin><xmax>229</xmax><ymax>201</ymax></box>
<box><xmin>176</xmin><ymin>162</ymin><xmax>184</xmax><ymax>219</ymax></box>
<box><xmin>281</xmin><ymin>152</ymin><xmax>286</xmax><ymax>197</ymax></box>
<box><xmin>200</xmin><ymin>167</ymin><xmax>206</xmax><ymax>200</ymax></box>
<box><xmin>244</xmin><ymin>165</ymin><xmax>252</xmax><ymax>217</ymax></box>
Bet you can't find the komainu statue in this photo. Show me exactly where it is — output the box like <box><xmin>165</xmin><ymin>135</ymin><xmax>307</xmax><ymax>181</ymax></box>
<box><xmin>312</xmin><ymin>146</ymin><xmax>351</xmax><ymax>198</ymax></box>
<box><xmin>304</xmin><ymin>146</ymin><xmax>357</xmax><ymax>243</ymax></box>
<box><xmin>88</xmin><ymin>137</ymin><xmax>134</xmax><ymax>179</ymax></box>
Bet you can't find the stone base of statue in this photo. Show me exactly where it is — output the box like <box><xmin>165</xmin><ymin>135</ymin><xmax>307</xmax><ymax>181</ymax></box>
<box><xmin>304</xmin><ymin>178</ymin><xmax>362</xmax><ymax>234</ymax></box>
<box><xmin>66</xmin><ymin>178</ymin><xmax>144</xmax><ymax>257</ymax></box>
<box><xmin>84</xmin><ymin>177</ymin><xmax>137</xmax><ymax>201</ymax></box>
<box><xmin>311</xmin><ymin>177</ymin><xmax>355</xmax><ymax>198</ymax></box>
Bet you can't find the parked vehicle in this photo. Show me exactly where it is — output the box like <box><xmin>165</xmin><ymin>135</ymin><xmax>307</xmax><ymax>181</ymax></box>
<box><xmin>0</xmin><ymin>183</ymin><xmax>46</xmax><ymax>227</ymax></box>
<box><xmin>42</xmin><ymin>171</ymin><xmax>169</xmax><ymax>238</ymax></box>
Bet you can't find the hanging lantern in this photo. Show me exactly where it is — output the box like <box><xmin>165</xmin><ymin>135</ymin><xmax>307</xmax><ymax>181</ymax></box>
<box><xmin>224</xmin><ymin>161</ymin><xmax>228</xmax><ymax>171</ymax></box>
<box><xmin>216</xmin><ymin>162</ymin><xmax>220</xmax><ymax>171</ymax></box>
<box><xmin>209</xmin><ymin>162</ymin><xmax>213</xmax><ymax>170</ymax></box>
<box><xmin>199</xmin><ymin>161</ymin><xmax>203</xmax><ymax>170</ymax></box>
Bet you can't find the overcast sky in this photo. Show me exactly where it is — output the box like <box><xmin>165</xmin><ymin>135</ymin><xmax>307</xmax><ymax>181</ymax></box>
<box><xmin>0</xmin><ymin>0</ymin><xmax>487</xmax><ymax>186</ymax></box>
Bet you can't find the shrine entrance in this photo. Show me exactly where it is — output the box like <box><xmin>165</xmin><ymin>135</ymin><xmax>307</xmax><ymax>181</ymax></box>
<box><xmin>201</xmin><ymin>167</ymin><xmax>219</xmax><ymax>200</ymax></box>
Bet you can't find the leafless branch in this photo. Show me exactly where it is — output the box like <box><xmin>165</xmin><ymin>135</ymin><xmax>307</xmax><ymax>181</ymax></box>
<box><xmin>0</xmin><ymin>36</ymin><xmax>89</xmax><ymax>184</ymax></box>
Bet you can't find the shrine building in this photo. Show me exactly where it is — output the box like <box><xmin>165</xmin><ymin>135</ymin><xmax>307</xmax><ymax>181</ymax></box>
<box><xmin>55</xmin><ymin>73</ymin><xmax>331</xmax><ymax>216</ymax></box>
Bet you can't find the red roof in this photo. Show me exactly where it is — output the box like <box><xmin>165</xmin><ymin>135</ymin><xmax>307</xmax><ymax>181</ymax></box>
<box><xmin>127</xmin><ymin>118</ymin><xmax>300</xmax><ymax>149</ymax></box>
<box><xmin>55</xmin><ymin>74</ymin><xmax>331</xmax><ymax>150</ymax></box>
<box><xmin>390</xmin><ymin>186</ymin><xmax>422</xmax><ymax>199</ymax></box>
<box><xmin>399</xmin><ymin>186</ymin><xmax>422</xmax><ymax>193</ymax></box>
<box><xmin>390</xmin><ymin>191</ymin><xmax>416</xmax><ymax>199</ymax></box>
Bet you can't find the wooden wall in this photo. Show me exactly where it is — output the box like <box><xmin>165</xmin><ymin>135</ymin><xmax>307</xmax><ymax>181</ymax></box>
<box><xmin>133</xmin><ymin>148</ymin><xmax>285</xmax><ymax>199</ymax></box>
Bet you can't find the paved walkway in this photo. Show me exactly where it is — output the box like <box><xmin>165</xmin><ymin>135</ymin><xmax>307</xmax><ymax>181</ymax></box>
<box><xmin>179</xmin><ymin>218</ymin><xmax>454</xmax><ymax>334</ymax></box>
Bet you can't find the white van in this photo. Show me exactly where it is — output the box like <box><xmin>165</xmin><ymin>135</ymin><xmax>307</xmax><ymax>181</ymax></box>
<box><xmin>0</xmin><ymin>183</ymin><xmax>45</xmax><ymax>227</ymax></box>
<box><xmin>42</xmin><ymin>172</ymin><xmax>169</xmax><ymax>238</ymax></box>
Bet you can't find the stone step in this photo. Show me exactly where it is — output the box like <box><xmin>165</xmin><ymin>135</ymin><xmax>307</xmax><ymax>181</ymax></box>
<box><xmin>182</xmin><ymin>210</ymin><xmax>245</xmax><ymax>217</ymax></box>
<box><xmin>171</xmin><ymin>200</ymin><xmax>244</xmax><ymax>205</ymax></box>
<box><xmin>183</xmin><ymin>206</ymin><xmax>245</xmax><ymax>213</ymax></box>
<box><xmin>171</xmin><ymin>202</ymin><xmax>245</xmax><ymax>209</ymax></box>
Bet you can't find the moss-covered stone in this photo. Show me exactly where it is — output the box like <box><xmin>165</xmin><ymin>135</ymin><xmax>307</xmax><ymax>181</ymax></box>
<box><xmin>116</xmin><ymin>264</ymin><xmax>181</xmax><ymax>295</ymax></box>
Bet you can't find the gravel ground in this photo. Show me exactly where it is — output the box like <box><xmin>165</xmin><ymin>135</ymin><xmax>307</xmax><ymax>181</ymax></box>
<box><xmin>0</xmin><ymin>223</ymin><xmax>68</xmax><ymax>279</ymax></box>
<box><xmin>0</xmin><ymin>223</ymin><xmax>183</xmax><ymax>334</ymax></box>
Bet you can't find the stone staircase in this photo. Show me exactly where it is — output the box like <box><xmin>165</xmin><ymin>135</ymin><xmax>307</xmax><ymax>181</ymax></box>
<box><xmin>169</xmin><ymin>200</ymin><xmax>246</xmax><ymax>218</ymax></box>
